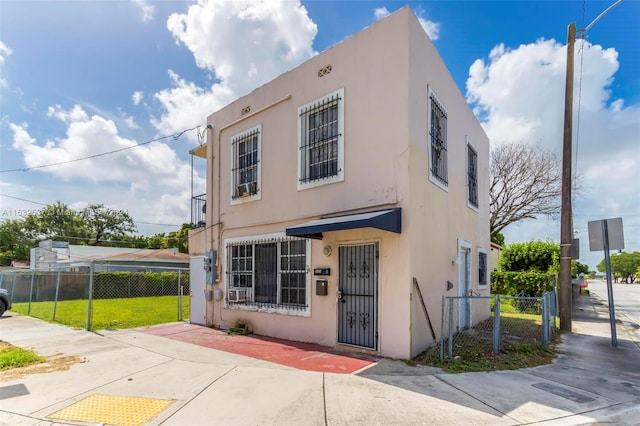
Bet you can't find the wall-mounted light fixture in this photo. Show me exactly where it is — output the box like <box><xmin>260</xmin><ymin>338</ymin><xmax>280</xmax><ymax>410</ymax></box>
<box><xmin>323</xmin><ymin>245</ymin><xmax>332</xmax><ymax>256</ymax></box>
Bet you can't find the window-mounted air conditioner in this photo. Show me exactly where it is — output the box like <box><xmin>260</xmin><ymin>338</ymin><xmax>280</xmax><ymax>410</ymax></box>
<box><xmin>228</xmin><ymin>288</ymin><xmax>248</xmax><ymax>303</ymax></box>
<box><xmin>236</xmin><ymin>182</ymin><xmax>257</xmax><ymax>198</ymax></box>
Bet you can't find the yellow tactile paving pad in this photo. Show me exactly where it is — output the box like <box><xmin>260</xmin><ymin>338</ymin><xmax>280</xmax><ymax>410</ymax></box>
<box><xmin>47</xmin><ymin>394</ymin><xmax>174</xmax><ymax>426</ymax></box>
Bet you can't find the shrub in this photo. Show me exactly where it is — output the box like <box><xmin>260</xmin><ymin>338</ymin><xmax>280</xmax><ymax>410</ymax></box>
<box><xmin>499</xmin><ymin>241</ymin><xmax>559</xmax><ymax>273</ymax></box>
<box><xmin>491</xmin><ymin>271</ymin><xmax>555</xmax><ymax>297</ymax></box>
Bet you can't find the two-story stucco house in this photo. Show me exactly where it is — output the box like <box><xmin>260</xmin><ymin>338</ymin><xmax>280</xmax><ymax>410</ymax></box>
<box><xmin>188</xmin><ymin>6</ymin><xmax>490</xmax><ymax>359</ymax></box>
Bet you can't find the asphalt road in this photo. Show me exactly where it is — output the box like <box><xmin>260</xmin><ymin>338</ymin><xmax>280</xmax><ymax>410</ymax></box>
<box><xmin>586</xmin><ymin>279</ymin><xmax>640</xmax><ymax>327</ymax></box>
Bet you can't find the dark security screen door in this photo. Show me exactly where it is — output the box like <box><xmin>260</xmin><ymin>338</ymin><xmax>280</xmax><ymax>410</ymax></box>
<box><xmin>338</xmin><ymin>243</ymin><xmax>378</xmax><ymax>349</ymax></box>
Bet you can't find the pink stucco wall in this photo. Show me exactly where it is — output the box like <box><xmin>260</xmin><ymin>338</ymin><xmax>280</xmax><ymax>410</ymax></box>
<box><xmin>189</xmin><ymin>6</ymin><xmax>489</xmax><ymax>359</ymax></box>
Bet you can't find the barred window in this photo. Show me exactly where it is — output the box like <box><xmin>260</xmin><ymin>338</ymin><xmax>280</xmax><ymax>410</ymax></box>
<box><xmin>226</xmin><ymin>236</ymin><xmax>309</xmax><ymax>312</ymax></box>
<box><xmin>478</xmin><ymin>250</ymin><xmax>488</xmax><ymax>288</ymax></box>
<box><xmin>467</xmin><ymin>142</ymin><xmax>478</xmax><ymax>208</ymax></box>
<box><xmin>298</xmin><ymin>88</ymin><xmax>344</xmax><ymax>189</ymax></box>
<box><xmin>428</xmin><ymin>89</ymin><xmax>448</xmax><ymax>188</ymax></box>
<box><xmin>231</xmin><ymin>125</ymin><xmax>260</xmax><ymax>201</ymax></box>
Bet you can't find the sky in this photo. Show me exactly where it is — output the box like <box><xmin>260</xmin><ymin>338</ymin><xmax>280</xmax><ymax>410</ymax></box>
<box><xmin>0</xmin><ymin>0</ymin><xmax>638</xmax><ymax>270</ymax></box>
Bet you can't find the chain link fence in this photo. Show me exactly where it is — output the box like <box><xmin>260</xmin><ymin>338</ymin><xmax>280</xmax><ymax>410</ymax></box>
<box><xmin>440</xmin><ymin>292</ymin><xmax>557</xmax><ymax>360</ymax></box>
<box><xmin>0</xmin><ymin>264</ymin><xmax>190</xmax><ymax>330</ymax></box>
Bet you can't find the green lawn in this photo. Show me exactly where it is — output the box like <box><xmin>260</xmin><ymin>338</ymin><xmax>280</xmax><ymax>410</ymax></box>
<box><xmin>0</xmin><ymin>342</ymin><xmax>46</xmax><ymax>370</ymax></box>
<box><xmin>10</xmin><ymin>296</ymin><xmax>190</xmax><ymax>330</ymax></box>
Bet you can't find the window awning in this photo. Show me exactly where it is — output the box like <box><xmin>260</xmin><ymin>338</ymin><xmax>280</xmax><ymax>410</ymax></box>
<box><xmin>286</xmin><ymin>208</ymin><xmax>401</xmax><ymax>240</ymax></box>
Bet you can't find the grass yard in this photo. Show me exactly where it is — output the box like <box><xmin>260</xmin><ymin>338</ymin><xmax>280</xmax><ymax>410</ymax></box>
<box><xmin>10</xmin><ymin>296</ymin><xmax>190</xmax><ymax>330</ymax></box>
<box><xmin>0</xmin><ymin>341</ymin><xmax>45</xmax><ymax>370</ymax></box>
<box><xmin>413</xmin><ymin>301</ymin><xmax>559</xmax><ymax>373</ymax></box>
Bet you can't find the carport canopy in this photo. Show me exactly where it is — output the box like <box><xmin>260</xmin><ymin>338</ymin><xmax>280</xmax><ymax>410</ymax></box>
<box><xmin>285</xmin><ymin>208</ymin><xmax>401</xmax><ymax>240</ymax></box>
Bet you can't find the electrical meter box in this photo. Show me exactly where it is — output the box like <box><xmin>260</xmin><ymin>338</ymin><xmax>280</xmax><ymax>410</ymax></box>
<box><xmin>205</xmin><ymin>250</ymin><xmax>217</xmax><ymax>284</ymax></box>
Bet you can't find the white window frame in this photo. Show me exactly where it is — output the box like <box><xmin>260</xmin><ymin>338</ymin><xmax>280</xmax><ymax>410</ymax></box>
<box><xmin>297</xmin><ymin>88</ymin><xmax>345</xmax><ymax>191</ymax></box>
<box><xmin>224</xmin><ymin>232</ymin><xmax>311</xmax><ymax>317</ymax></box>
<box><xmin>477</xmin><ymin>247</ymin><xmax>488</xmax><ymax>290</ymax></box>
<box><xmin>427</xmin><ymin>87</ymin><xmax>448</xmax><ymax>192</ymax></box>
<box><xmin>230</xmin><ymin>124</ymin><xmax>261</xmax><ymax>205</ymax></box>
<box><xmin>466</xmin><ymin>136</ymin><xmax>479</xmax><ymax>211</ymax></box>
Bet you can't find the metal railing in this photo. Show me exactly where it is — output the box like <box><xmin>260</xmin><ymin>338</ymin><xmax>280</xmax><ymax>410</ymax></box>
<box><xmin>191</xmin><ymin>193</ymin><xmax>206</xmax><ymax>228</ymax></box>
<box><xmin>440</xmin><ymin>292</ymin><xmax>557</xmax><ymax>360</ymax></box>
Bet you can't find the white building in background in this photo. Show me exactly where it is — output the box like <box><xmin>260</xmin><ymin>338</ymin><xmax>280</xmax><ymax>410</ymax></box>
<box><xmin>31</xmin><ymin>240</ymin><xmax>189</xmax><ymax>272</ymax></box>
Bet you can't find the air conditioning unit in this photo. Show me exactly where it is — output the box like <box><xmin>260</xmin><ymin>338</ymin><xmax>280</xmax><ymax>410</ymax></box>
<box><xmin>228</xmin><ymin>288</ymin><xmax>248</xmax><ymax>303</ymax></box>
<box><xmin>235</xmin><ymin>182</ymin><xmax>257</xmax><ymax>198</ymax></box>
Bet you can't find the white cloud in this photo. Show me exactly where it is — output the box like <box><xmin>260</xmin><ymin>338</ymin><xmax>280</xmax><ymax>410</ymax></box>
<box><xmin>413</xmin><ymin>6</ymin><xmax>440</xmax><ymax>41</ymax></box>
<box><xmin>374</xmin><ymin>6</ymin><xmax>439</xmax><ymax>41</ymax></box>
<box><xmin>131</xmin><ymin>0</ymin><xmax>155</xmax><ymax>22</ymax></box>
<box><xmin>124</xmin><ymin>116</ymin><xmax>140</xmax><ymax>129</ymax></box>
<box><xmin>9</xmin><ymin>105</ymin><xmax>204</xmax><ymax>195</ymax></box>
<box><xmin>132</xmin><ymin>91</ymin><xmax>143</xmax><ymax>105</ymax></box>
<box><xmin>0</xmin><ymin>41</ymin><xmax>12</xmax><ymax>88</ymax></box>
<box><xmin>0</xmin><ymin>40</ymin><xmax>12</xmax><ymax>63</ymax></box>
<box><xmin>374</xmin><ymin>7</ymin><xmax>390</xmax><ymax>20</ymax></box>
<box><xmin>418</xmin><ymin>16</ymin><xmax>439</xmax><ymax>41</ymax></box>
<box><xmin>151</xmin><ymin>69</ymin><xmax>234</xmax><ymax>136</ymax></box>
<box><xmin>152</xmin><ymin>0</ymin><xmax>317</xmax><ymax>136</ymax></box>
<box><xmin>467</xmin><ymin>38</ymin><xmax>640</xmax><ymax>267</ymax></box>
<box><xmin>47</xmin><ymin>104</ymin><xmax>89</xmax><ymax>123</ymax></box>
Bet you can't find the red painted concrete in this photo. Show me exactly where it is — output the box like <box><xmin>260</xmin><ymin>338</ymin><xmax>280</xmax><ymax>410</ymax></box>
<box><xmin>136</xmin><ymin>323</ymin><xmax>379</xmax><ymax>374</ymax></box>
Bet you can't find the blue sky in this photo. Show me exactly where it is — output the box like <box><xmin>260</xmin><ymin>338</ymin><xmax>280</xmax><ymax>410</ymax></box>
<box><xmin>1</xmin><ymin>0</ymin><xmax>638</xmax><ymax>269</ymax></box>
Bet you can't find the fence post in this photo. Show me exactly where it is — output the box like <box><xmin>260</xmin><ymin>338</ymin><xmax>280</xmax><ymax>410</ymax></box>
<box><xmin>179</xmin><ymin>285</ymin><xmax>184</xmax><ymax>321</ymax></box>
<box><xmin>493</xmin><ymin>295</ymin><xmax>501</xmax><ymax>353</ymax></box>
<box><xmin>53</xmin><ymin>269</ymin><xmax>61</xmax><ymax>321</ymax></box>
<box><xmin>178</xmin><ymin>270</ymin><xmax>182</xmax><ymax>321</ymax></box>
<box><xmin>447</xmin><ymin>298</ymin><xmax>454</xmax><ymax>359</ymax></box>
<box><xmin>440</xmin><ymin>296</ymin><xmax>445</xmax><ymax>360</ymax></box>
<box><xmin>28</xmin><ymin>270</ymin><xmax>35</xmax><ymax>315</ymax></box>
<box><xmin>87</xmin><ymin>263</ymin><xmax>94</xmax><ymax>331</ymax></box>
<box><xmin>542</xmin><ymin>293</ymin><xmax>550</xmax><ymax>346</ymax></box>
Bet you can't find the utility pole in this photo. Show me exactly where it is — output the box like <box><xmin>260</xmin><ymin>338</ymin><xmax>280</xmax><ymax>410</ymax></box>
<box><xmin>558</xmin><ymin>0</ymin><xmax>624</xmax><ymax>333</ymax></box>
<box><xmin>559</xmin><ymin>22</ymin><xmax>575</xmax><ymax>333</ymax></box>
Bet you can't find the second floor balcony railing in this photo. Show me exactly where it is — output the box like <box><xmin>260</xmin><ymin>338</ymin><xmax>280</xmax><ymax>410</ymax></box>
<box><xmin>191</xmin><ymin>194</ymin><xmax>206</xmax><ymax>228</ymax></box>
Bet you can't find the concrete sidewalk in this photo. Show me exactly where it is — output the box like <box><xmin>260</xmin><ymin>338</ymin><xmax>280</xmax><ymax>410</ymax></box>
<box><xmin>0</xmin><ymin>294</ymin><xmax>639</xmax><ymax>426</ymax></box>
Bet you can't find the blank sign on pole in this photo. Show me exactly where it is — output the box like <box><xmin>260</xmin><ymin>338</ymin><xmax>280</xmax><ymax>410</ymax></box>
<box><xmin>587</xmin><ymin>217</ymin><xmax>624</xmax><ymax>252</ymax></box>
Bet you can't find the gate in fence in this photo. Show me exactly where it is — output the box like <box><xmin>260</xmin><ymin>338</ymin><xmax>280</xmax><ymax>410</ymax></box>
<box><xmin>0</xmin><ymin>263</ymin><xmax>190</xmax><ymax>330</ymax></box>
<box><xmin>440</xmin><ymin>292</ymin><xmax>557</xmax><ymax>360</ymax></box>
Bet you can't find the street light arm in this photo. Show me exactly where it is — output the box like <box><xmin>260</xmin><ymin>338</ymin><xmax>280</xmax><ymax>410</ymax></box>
<box><xmin>580</xmin><ymin>0</ymin><xmax>624</xmax><ymax>36</ymax></box>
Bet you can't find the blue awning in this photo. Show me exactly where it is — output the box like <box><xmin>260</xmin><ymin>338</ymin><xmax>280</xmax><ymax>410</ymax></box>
<box><xmin>286</xmin><ymin>208</ymin><xmax>401</xmax><ymax>240</ymax></box>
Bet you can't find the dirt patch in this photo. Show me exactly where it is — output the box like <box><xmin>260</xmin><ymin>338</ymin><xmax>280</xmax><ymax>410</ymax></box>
<box><xmin>0</xmin><ymin>342</ymin><xmax>82</xmax><ymax>381</ymax></box>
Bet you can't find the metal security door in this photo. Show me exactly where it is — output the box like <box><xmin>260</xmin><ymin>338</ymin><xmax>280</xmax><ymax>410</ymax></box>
<box><xmin>338</xmin><ymin>243</ymin><xmax>378</xmax><ymax>349</ymax></box>
<box><xmin>189</xmin><ymin>256</ymin><xmax>206</xmax><ymax>325</ymax></box>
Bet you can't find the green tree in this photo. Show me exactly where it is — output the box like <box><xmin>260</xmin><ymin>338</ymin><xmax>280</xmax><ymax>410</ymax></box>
<box><xmin>597</xmin><ymin>252</ymin><xmax>640</xmax><ymax>283</ymax></box>
<box><xmin>0</xmin><ymin>219</ymin><xmax>33</xmax><ymax>265</ymax></box>
<box><xmin>491</xmin><ymin>231</ymin><xmax>505</xmax><ymax>247</ymax></box>
<box><xmin>162</xmin><ymin>224</ymin><xmax>190</xmax><ymax>253</ymax></box>
<box><xmin>80</xmin><ymin>204</ymin><xmax>136</xmax><ymax>246</ymax></box>
<box><xmin>572</xmin><ymin>261</ymin><xmax>589</xmax><ymax>277</ymax></box>
<box><xmin>23</xmin><ymin>202</ymin><xmax>86</xmax><ymax>243</ymax></box>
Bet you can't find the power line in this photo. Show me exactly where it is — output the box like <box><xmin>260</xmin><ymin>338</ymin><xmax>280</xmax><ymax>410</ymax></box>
<box><xmin>0</xmin><ymin>125</ymin><xmax>203</xmax><ymax>173</ymax></box>
<box><xmin>0</xmin><ymin>194</ymin><xmax>47</xmax><ymax>205</ymax></box>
